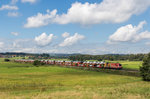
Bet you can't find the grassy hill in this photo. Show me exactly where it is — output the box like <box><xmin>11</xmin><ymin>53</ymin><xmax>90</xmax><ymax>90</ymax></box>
<box><xmin>0</xmin><ymin>60</ymin><xmax>149</xmax><ymax>99</ymax></box>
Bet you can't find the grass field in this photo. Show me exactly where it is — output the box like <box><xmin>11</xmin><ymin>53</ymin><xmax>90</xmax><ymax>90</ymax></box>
<box><xmin>0</xmin><ymin>60</ymin><xmax>150</xmax><ymax>99</ymax></box>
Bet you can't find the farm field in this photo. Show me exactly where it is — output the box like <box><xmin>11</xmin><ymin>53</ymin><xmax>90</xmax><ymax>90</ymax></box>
<box><xmin>0</xmin><ymin>60</ymin><xmax>150</xmax><ymax>99</ymax></box>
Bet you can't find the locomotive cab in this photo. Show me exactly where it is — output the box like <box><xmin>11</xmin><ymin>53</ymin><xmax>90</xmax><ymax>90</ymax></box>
<box><xmin>118</xmin><ymin>64</ymin><xmax>122</xmax><ymax>69</ymax></box>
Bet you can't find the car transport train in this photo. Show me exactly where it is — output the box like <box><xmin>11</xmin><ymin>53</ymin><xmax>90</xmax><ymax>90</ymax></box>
<box><xmin>14</xmin><ymin>59</ymin><xmax>123</xmax><ymax>69</ymax></box>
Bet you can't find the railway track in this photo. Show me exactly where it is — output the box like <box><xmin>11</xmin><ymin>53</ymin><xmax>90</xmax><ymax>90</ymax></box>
<box><xmin>121</xmin><ymin>68</ymin><xmax>139</xmax><ymax>73</ymax></box>
<box><xmin>62</xmin><ymin>65</ymin><xmax>140</xmax><ymax>77</ymax></box>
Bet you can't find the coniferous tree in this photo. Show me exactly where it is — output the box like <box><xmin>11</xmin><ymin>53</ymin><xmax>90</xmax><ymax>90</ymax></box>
<box><xmin>140</xmin><ymin>53</ymin><xmax>150</xmax><ymax>81</ymax></box>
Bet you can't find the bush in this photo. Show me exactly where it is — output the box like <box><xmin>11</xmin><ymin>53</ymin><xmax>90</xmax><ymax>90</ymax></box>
<box><xmin>33</xmin><ymin>60</ymin><xmax>46</xmax><ymax>67</ymax></box>
<box><xmin>33</xmin><ymin>60</ymin><xmax>41</xmax><ymax>66</ymax></box>
<box><xmin>4</xmin><ymin>59</ymin><xmax>10</xmax><ymax>62</ymax></box>
<box><xmin>41</xmin><ymin>62</ymin><xmax>45</xmax><ymax>65</ymax></box>
<box><xmin>140</xmin><ymin>53</ymin><xmax>150</xmax><ymax>81</ymax></box>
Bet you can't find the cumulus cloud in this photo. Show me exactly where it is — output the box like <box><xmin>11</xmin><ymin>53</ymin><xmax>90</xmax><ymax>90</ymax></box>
<box><xmin>107</xmin><ymin>21</ymin><xmax>150</xmax><ymax>44</ymax></box>
<box><xmin>11</xmin><ymin>0</ymin><xmax>18</xmax><ymax>4</ymax></box>
<box><xmin>134</xmin><ymin>31</ymin><xmax>150</xmax><ymax>42</ymax></box>
<box><xmin>12</xmin><ymin>42</ymin><xmax>20</xmax><ymax>48</ymax></box>
<box><xmin>62</xmin><ymin>32</ymin><xmax>70</xmax><ymax>38</ymax></box>
<box><xmin>21</xmin><ymin>0</ymin><xmax>37</xmax><ymax>3</ymax></box>
<box><xmin>0</xmin><ymin>42</ymin><xmax>4</xmax><ymax>48</ymax></box>
<box><xmin>145</xmin><ymin>42</ymin><xmax>150</xmax><ymax>45</ymax></box>
<box><xmin>11</xmin><ymin>32</ymin><xmax>19</xmax><ymax>36</ymax></box>
<box><xmin>8</xmin><ymin>12</ymin><xmax>19</xmax><ymax>17</ymax></box>
<box><xmin>1</xmin><ymin>37</ymin><xmax>150</xmax><ymax>54</ymax></box>
<box><xmin>24</xmin><ymin>10</ymin><xmax>57</xmax><ymax>28</ymax></box>
<box><xmin>59</xmin><ymin>33</ymin><xmax>85</xmax><ymax>47</ymax></box>
<box><xmin>35</xmin><ymin>32</ymin><xmax>54</xmax><ymax>46</ymax></box>
<box><xmin>24</xmin><ymin>0</ymin><xmax>150</xmax><ymax>28</ymax></box>
<box><xmin>0</xmin><ymin>5</ymin><xmax>18</xmax><ymax>11</ymax></box>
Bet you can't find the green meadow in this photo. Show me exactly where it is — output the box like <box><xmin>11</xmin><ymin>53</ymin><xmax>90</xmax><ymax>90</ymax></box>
<box><xmin>0</xmin><ymin>59</ymin><xmax>149</xmax><ymax>99</ymax></box>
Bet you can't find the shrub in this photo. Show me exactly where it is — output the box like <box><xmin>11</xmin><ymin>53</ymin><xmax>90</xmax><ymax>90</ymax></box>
<box><xmin>33</xmin><ymin>60</ymin><xmax>41</xmax><ymax>66</ymax></box>
<box><xmin>4</xmin><ymin>59</ymin><xmax>10</xmax><ymax>62</ymax></box>
<box><xmin>41</xmin><ymin>62</ymin><xmax>45</xmax><ymax>65</ymax></box>
<box><xmin>33</xmin><ymin>60</ymin><xmax>46</xmax><ymax>67</ymax></box>
<box><xmin>140</xmin><ymin>53</ymin><xmax>150</xmax><ymax>81</ymax></box>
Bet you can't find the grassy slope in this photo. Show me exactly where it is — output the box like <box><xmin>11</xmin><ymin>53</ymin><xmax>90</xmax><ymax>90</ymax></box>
<box><xmin>0</xmin><ymin>61</ymin><xmax>150</xmax><ymax>99</ymax></box>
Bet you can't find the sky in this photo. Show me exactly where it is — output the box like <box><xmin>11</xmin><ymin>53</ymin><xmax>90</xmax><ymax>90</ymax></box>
<box><xmin>0</xmin><ymin>0</ymin><xmax>150</xmax><ymax>55</ymax></box>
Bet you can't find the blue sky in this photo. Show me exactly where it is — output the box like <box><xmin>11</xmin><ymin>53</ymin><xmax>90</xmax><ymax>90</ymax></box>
<box><xmin>0</xmin><ymin>0</ymin><xmax>150</xmax><ymax>54</ymax></box>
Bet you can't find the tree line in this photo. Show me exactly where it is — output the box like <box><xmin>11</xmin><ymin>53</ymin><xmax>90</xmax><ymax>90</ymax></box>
<box><xmin>69</xmin><ymin>54</ymin><xmax>146</xmax><ymax>61</ymax></box>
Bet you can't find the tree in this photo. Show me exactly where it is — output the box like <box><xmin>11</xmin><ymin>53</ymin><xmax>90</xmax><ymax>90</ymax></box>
<box><xmin>97</xmin><ymin>57</ymin><xmax>102</xmax><ymax>61</ymax></box>
<box><xmin>140</xmin><ymin>53</ymin><xmax>150</xmax><ymax>81</ymax></box>
<box><xmin>4</xmin><ymin>59</ymin><xmax>10</xmax><ymax>62</ymax></box>
<box><xmin>33</xmin><ymin>60</ymin><xmax>41</xmax><ymax>66</ymax></box>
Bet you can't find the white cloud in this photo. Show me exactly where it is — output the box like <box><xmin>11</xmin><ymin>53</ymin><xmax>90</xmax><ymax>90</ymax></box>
<box><xmin>107</xmin><ymin>21</ymin><xmax>150</xmax><ymax>44</ymax></box>
<box><xmin>62</xmin><ymin>32</ymin><xmax>70</xmax><ymax>38</ymax></box>
<box><xmin>59</xmin><ymin>33</ymin><xmax>85</xmax><ymax>47</ymax></box>
<box><xmin>11</xmin><ymin>0</ymin><xmax>18</xmax><ymax>4</ymax></box>
<box><xmin>24</xmin><ymin>0</ymin><xmax>150</xmax><ymax>28</ymax></box>
<box><xmin>134</xmin><ymin>31</ymin><xmax>150</xmax><ymax>42</ymax></box>
<box><xmin>0</xmin><ymin>42</ymin><xmax>4</xmax><ymax>48</ymax></box>
<box><xmin>0</xmin><ymin>5</ymin><xmax>18</xmax><ymax>11</ymax></box>
<box><xmin>54</xmin><ymin>0</ymin><xmax>150</xmax><ymax>25</ymax></box>
<box><xmin>145</xmin><ymin>42</ymin><xmax>150</xmax><ymax>45</ymax></box>
<box><xmin>21</xmin><ymin>0</ymin><xmax>37</xmax><ymax>3</ymax></box>
<box><xmin>8</xmin><ymin>12</ymin><xmax>19</xmax><ymax>17</ymax></box>
<box><xmin>24</xmin><ymin>10</ymin><xmax>57</xmax><ymax>28</ymax></box>
<box><xmin>35</xmin><ymin>32</ymin><xmax>54</xmax><ymax>46</ymax></box>
<box><xmin>12</xmin><ymin>39</ymin><xmax>33</xmax><ymax>48</ymax></box>
<box><xmin>1</xmin><ymin>37</ymin><xmax>150</xmax><ymax>54</ymax></box>
<box><xmin>12</xmin><ymin>42</ymin><xmax>20</xmax><ymax>48</ymax></box>
<box><xmin>11</xmin><ymin>32</ymin><xmax>19</xmax><ymax>36</ymax></box>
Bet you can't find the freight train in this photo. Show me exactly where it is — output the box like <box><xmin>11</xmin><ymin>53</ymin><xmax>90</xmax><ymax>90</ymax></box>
<box><xmin>14</xmin><ymin>59</ymin><xmax>123</xmax><ymax>69</ymax></box>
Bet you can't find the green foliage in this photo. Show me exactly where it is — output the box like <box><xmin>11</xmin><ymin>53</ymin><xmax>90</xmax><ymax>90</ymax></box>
<box><xmin>40</xmin><ymin>53</ymin><xmax>50</xmax><ymax>58</ymax></box>
<box><xmin>33</xmin><ymin>60</ymin><xmax>41</xmax><ymax>66</ymax></box>
<box><xmin>33</xmin><ymin>60</ymin><xmax>46</xmax><ymax>66</ymax></box>
<box><xmin>4</xmin><ymin>59</ymin><xmax>10</xmax><ymax>62</ymax></box>
<box><xmin>41</xmin><ymin>62</ymin><xmax>46</xmax><ymax>65</ymax></box>
<box><xmin>97</xmin><ymin>57</ymin><xmax>102</xmax><ymax>61</ymax></box>
<box><xmin>140</xmin><ymin>53</ymin><xmax>150</xmax><ymax>81</ymax></box>
<box><xmin>69</xmin><ymin>54</ymin><xmax>145</xmax><ymax>61</ymax></box>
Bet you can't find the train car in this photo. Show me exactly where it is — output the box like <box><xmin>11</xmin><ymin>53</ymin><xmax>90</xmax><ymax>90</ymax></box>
<box><xmin>96</xmin><ymin>62</ymin><xmax>103</xmax><ymax>68</ymax></box>
<box><xmin>55</xmin><ymin>60</ymin><xmax>60</xmax><ymax>65</ymax></box>
<box><xmin>72</xmin><ymin>61</ymin><xmax>78</xmax><ymax>66</ymax></box>
<box><xmin>27</xmin><ymin>60</ymin><xmax>34</xmax><ymax>63</ymax></box>
<box><xmin>64</xmin><ymin>61</ymin><xmax>72</xmax><ymax>66</ymax></box>
<box><xmin>83</xmin><ymin>61</ymin><xmax>87</xmax><ymax>67</ymax></box>
<box><xmin>78</xmin><ymin>61</ymin><xmax>83</xmax><ymax>67</ymax></box>
<box><xmin>92</xmin><ymin>61</ymin><xmax>97</xmax><ymax>68</ymax></box>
